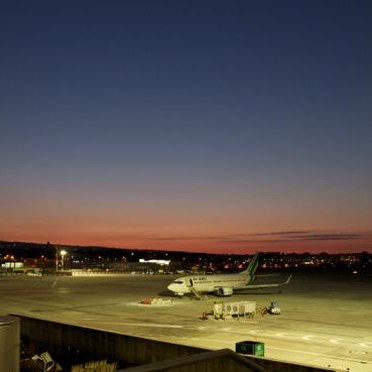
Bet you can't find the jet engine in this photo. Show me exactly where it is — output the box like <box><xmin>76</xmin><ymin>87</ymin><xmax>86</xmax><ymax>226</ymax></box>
<box><xmin>213</xmin><ymin>286</ymin><xmax>233</xmax><ymax>297</ymax></box>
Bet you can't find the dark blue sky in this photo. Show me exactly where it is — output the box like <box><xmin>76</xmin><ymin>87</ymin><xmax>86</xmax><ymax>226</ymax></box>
<box><xmin>1</xmin><ymin>1</ymin><xmax>371</xmax><ymax>253</ymax></box>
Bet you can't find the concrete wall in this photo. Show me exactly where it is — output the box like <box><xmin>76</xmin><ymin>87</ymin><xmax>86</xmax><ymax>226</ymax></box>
<box><xmin>16</xmin><ymin>314</ymin><xmax>206</xmax><ymax>368</ymax></box>
<box><xmin>14</xmin><ymin>314</ymin><xmax>337</xmax><ymax>372</ymax></box>
<box><xmin>0</xmin><ymin>316</ymin><xmax>20</xmax><ymax>372</ymax></box>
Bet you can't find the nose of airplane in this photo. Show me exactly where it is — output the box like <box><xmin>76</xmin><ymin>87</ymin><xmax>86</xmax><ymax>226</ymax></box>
<box><xmin>167</xmin><ymin>283</ymin><xmax>175</xmax><ymax>292</ymax></box>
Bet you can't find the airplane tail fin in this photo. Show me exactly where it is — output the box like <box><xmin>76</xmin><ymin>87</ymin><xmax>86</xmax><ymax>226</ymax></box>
<box><xmin>240</xmin><ymin>252</ymin><xmax>259</xmax><ymax>282</ymax></box>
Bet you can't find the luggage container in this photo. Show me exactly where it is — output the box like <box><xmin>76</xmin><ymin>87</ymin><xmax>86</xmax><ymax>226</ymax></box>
<box><xmin>223</xmin><ymin>301</ymin><xmax>256</xmax><ymax>316</ymax></box>
<box><xmin>236</xmin><ymin>341</ymin><xmax>265</xmax><ymax>357</ymax></box>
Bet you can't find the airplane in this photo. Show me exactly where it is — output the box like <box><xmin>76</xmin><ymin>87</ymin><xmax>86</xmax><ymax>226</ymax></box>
<box><xmin>167</xmin><ymin>253</ymin><xmax>292</xmax><ymax>298</ymax></box>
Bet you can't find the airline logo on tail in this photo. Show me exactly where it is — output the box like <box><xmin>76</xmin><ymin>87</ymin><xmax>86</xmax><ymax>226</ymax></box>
<box><xmin>239</xmin><ymin>252</ymin><xmax>259</xmax><ymax>284</ymax></box>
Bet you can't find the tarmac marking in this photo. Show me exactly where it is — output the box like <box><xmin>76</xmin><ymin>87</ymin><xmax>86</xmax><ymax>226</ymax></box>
<box><xmin>269</xmin><ymin>346</ymin><xmax>372</xmax><ymax>365</ymax></box>
<box><xmin>358</xmin><ymin>342</ymin><xmax>372</xmax><ymax>348</ymax></box>
<box><xmin>329</xmin><ymin>338</ymin><xmax>342</xmax><ymax>344</ymax></box>
<box><xmin>97</xmin><ymin>322</ymin><xmax>183</xmax><ymax>329</ymax></box>
<box><xmin>171</xmin><ymin>334</ymin><xmax>372</xmax><ymax>367</ymax></box>
<box><xmin>158</xmin><ymin>336</ymin><xmax>372</xmax><ymax>368</ymax></box>
<box><xmin>51</xmin><ymin>278</ymin><xmax>58</xmax><ymax>288</ymax></box>
<box><xmin>275</xmin><ymin>333</ymin><xmax>286</xmax><ymax>337</ymax></box>
<box><xmin>302</xmin><ymin>335</ymin><xmax>314</xmax><ymax>340</ymax></box>
<box><xmin>233</xmin><ymin>328</ymin><xmax>371</xmax><ymax>353</ymax></box>
<box><xmin>245</xmin><ymin>328</ymin><xmax>360</xmax><ymax>346</ymax></box>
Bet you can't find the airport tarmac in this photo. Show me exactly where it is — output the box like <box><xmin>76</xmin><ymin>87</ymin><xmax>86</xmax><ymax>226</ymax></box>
<box><xmin>1</xmin><ymin>273</ymin><xmax>371</xmax><ymax>372</ymax></box>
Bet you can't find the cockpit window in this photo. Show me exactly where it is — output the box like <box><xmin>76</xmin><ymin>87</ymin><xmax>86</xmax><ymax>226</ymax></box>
<box><xmin>174</xmin><ymin>280</ymin><xmax>183</xmax><ymax>284</ymax></box>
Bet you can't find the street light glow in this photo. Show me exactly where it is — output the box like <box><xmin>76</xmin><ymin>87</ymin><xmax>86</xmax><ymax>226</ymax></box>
<box><xmin>60</xmin><ymin>250</ymin><xmax>67</xmax><ymax>270</ymax></box>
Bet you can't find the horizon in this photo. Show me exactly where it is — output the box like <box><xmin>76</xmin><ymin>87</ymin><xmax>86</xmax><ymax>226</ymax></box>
<box><xmin>1</xmin><ymin>1</ymin><xmax>371</xmax><ymax>255</ymax></box>
<box><xmin>1</xmin><ymin>237</ymin><xmax>371</xmax><ymax>256</ymax></box>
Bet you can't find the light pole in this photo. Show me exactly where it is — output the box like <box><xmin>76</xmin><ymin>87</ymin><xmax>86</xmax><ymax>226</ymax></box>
<box><xmin>55</xmin><ymin>245</ymin><xmax>59</xmax><ymax>272</ymax></box>
<box><xmin>60</xmin><ymin>250</ymin><xmax>67</xmax><ymax>271</ymax></box>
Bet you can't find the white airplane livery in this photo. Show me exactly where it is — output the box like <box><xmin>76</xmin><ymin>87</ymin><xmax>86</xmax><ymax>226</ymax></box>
<box><xmin>167</xmin><ymin>253</ymin><xmax>292</xmax><ymax>298</ymax></box>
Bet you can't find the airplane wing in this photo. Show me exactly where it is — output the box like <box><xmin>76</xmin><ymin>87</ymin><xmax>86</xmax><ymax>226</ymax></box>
<box><xmin>235</xmin><ymin>274</ymin><xmax>293</xmax><ymax>290</ymax></box>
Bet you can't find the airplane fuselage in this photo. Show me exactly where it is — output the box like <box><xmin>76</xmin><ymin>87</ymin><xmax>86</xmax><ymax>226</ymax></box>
<box><xmin>167</xmin><ymin>273</ymin><xmax>252</xmax><ymax>296</ymax></box>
